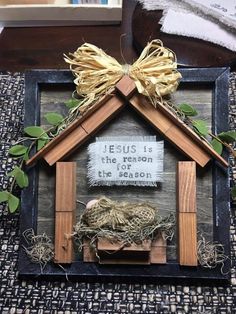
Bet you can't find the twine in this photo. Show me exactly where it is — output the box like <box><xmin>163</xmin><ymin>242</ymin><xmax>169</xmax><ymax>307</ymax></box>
<box><xmin>74</xmin><ymin>197</ymin><xmax>175</xmax><ymax>250</ymax></box>
<box><xmin>82</xmin><ymin>197</ymin><xmax>156</xmax><ymax>231</ymax></box>
<box><xmin>64</xmin><ymin>40</ymin><xmax>182</xmax><ymax>113</ymax></box>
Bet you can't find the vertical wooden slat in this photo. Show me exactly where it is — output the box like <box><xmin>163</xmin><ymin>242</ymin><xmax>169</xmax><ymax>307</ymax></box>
<box><xmin>177</xmin><ymin>161</ymin><xmax>198</xmax><ymax>266</ymax></box>
<box><xmin>54</xmin><ymin>212</ymin><xmax>75</xmax><ymax>264</ymax></box>
<box><xmin>177</xmin><ymin>161</ymin><xmax>196</xmax><ymax>213</ymax></box>
<box><xmin>54</xmin><ymin>162</ymin><xmax>76</xmax><ymax>264</ymax></box>
<box><xmin>178</xmin><ymin>213</ymin><xmax>197</xmax><ymax>266</ymax></box>
<box><xmin>55</xmin><ymin>162</ymin><xmax>76</xmax><ymax>212</ymax></box>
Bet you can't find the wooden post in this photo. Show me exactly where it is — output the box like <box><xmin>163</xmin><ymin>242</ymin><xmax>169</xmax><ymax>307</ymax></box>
<box><xmin>54</xmin><ymin>162</ymin><xmax>76</xmax><ymax>264</ymax></box>
<box><xmin>177</xmin><ymin>161</ymin><xmax>198</xmax><ymax>266</ymax></box>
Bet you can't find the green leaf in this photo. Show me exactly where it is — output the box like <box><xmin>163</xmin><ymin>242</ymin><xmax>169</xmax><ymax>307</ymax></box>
<box><xmin>23</xmin><ymin>151</ymin><xmax>30</xmax><ymax>162</ymax></box>
<box><xmin>65</xmin><ymin>98</ymin><xmax>81</xmax><ymax>109</ymax></box>
<box><xmin>37</xmin><ymin>138</ymin><xmax>48</xmax><ymax>151</ymax></box>
<box><xmin>231</xmin><ymin>186</ymin><xmax>236</xmax><ymax>198</ymax></box>
<box><xmin>37</xmin><ymin>132</ymin><xmax>49</xmax><ymax>151</ymax></box>
<box><xmin>9</xmin><ymin>145</ymin><xmax>28</xmax><ymax>156</ymax></box>
<box><xmin>0</xmin><ymin>191</ymin><xmax>10</xmax><ymax>203</ymax></box>
<box><xmin>24</xmin><ymin>126</ymin><xmax>45</xmax><ymax>138</ymax></box>
<box><xmin>7</xmin><ymin>166</ymin><xmax>20</xmax><ymax>178</ymax></box>
<box><xmin>8</xmin><ymin>166</ymin><xmax>29</xmax><ymax>188</ymax></box>
<box><xmin>179</xmin><ymin>103</ymin><xmax>198</xmax><ymax>116</ymax></box>
<box><xmin>8</xmin><ymin>193</ymin><xmax>19</xmax><ymax>213</ymax></box>
<box><xmin>211</xmin><ymin>139</ymin><xmax>223</xmax><ymax>155</ymax></box>
<box><xmin>192</xmin><ymin>120</ymin><xmax>209</xmax><ymax>137</ymax></box>
<box><xmin>15</xmin><ymin>170</ymin><xmax>29</xmax><ymax>188</ymax></box>
<box><xmin>218</xmin><ymin>131</ymin><xmax>236</xmax><ymax>143</ymax></box>
<box><xmin>44</xmin><ymin>112</ymin><xmax>64</xmax><ymax>126</ymax></box>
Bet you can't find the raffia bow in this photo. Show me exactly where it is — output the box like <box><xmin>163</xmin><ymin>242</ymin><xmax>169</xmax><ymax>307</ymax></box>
<box><xmin>64</xmin><ymin>39</ymin><xmax>182</xmax><ymax>113</ymax></box>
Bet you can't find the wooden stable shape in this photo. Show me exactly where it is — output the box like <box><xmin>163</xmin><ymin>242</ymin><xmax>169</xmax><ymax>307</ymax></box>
<box><xmin>26</xmin><ymin>75</ymin><xmax>227</xmax><ymax>168</ymax></box>
<box><xmin>177</xmin><ymin>161</ymin><xmax>198</xmax><ymax>266</ymax></box>
<box><xmin>19</xmin><ymin>68</ymin><xmax>231</xmax><ymax>281</ymax></box>
<box><xmin>54</xmin><ymin>162</ymin><xmax>76</xmax><ymax>264</ymax></box>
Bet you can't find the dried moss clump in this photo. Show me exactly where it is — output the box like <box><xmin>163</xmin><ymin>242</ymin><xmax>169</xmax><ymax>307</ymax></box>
<box><xmin>23</xmin><ymin>229</ymin><xmax>54</xmax><ymax>272</ymax></box>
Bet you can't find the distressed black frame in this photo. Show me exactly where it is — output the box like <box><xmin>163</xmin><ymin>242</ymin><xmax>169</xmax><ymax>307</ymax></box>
<box><xmin>19</xmin><ymin>68</ymin><xmax>231</xmax><ymax>282</ymax></box>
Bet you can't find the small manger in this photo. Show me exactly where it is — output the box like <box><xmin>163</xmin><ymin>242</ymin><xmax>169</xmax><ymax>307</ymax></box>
<box><xmin>73</xmin><ymin>197</ymin><xmax>174</xmax><ymax>265</ymax></box>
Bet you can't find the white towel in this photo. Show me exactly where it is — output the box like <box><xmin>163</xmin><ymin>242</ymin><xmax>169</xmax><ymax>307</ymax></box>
<box><xmin>181</xmin><ymin>0</ymin><xmax>236</xmax><ymax>30</ymax></box>
<box><xmin>161</xmin><ymin>8</ymin><xmax>236</xmax><ymax>52</ymax></box>
<box><xmin>138</xmin><ymin>0</ymin><xmax>236</xmax><ymax>52</ymax></box>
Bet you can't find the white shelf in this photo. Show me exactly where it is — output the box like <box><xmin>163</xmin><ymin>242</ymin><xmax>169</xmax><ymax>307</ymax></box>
<box><xmin>0</xmin><ymin>0</ymin><xmax>122</xmax><ymax>27</ymax></box>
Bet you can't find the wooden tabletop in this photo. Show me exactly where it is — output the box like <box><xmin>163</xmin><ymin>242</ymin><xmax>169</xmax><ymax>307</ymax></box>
<box><xmin>0</xmin><ymin>0</ymin><xmax>138</xmax><ymax>71</ymax></box>
<box><xmin>0</xmin><ymin>1</ymin><xmax>235</xmax><ymax>71</ymax></box>
<box><xmin>132</xmin><ymin>3</ymin><xmax>236</xmax><ymax>70</ymax></box>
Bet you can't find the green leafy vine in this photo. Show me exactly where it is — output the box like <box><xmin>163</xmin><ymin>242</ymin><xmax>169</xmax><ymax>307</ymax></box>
<box><xmin>0</xmin><ymin>98</ymin><xmax>82</xmax><ymax>213</ymax></box>
<box><xmin>175</xmin><ymin>102</ymin><xmax>236</xmax><ymax>198</ymax></box>
<box><xmin>176</xmin><ymin>103</ymin><xmax>236</xmax><ymax>154</ymax></box>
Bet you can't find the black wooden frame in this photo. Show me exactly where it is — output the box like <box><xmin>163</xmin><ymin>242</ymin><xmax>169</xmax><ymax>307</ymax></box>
<box><xmin>19</xmin><ymin>68</ymin><xmax>231</xmax><ymax>282</ymax></box>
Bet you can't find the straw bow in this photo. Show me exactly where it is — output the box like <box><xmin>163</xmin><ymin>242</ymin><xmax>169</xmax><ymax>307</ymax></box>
<box><xmin>64</xmin><ymin>39</ymin><xmax>182</xmax><ymax>113</ymax></box>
